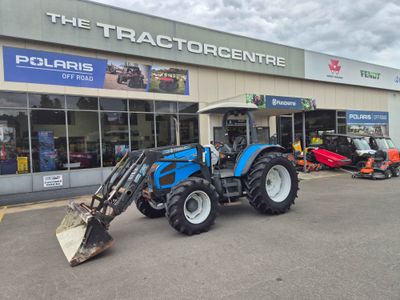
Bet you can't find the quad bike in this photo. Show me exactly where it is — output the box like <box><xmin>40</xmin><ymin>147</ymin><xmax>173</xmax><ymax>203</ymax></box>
<box><xmin>159</xmin><ymin>76</ymin><xmax>179</xmax><ymax>91</ymax></box>
<box><xmin>117</xmin><ymin>66</ymin><xmax>145</xmax><ymax>88</ymax></box>
<box><xmin>56</xmin><ymin>103</ymin><xmax>299</xmax><ymax>266</ymax></box>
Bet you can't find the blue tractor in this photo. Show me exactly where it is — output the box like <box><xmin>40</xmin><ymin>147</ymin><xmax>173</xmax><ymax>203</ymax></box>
<box><xmin>56</xmin><ymin>103</ymin><xmax>299</xmax><ymax>266</ymax></box>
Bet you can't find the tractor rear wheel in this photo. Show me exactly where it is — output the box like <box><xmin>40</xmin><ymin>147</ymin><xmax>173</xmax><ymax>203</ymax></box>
<box><xmin>166</xmin><ymin>177</ymin><xmax>219</xmax><ymax>235</ymax></box>
<box><xmin>136</xmin><ymin>196</ymin><xmax>166</xmax><ymax>218</ymax></box>
<box><xmin>246</xmin><ymin>152</ymin><xmax>298</xmax><ymax>214</ymax></box>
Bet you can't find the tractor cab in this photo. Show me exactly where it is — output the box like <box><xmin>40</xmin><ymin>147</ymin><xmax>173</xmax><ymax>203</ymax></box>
<box><xmin>198</xmin><ymin>102</ymin><xmax>260</xmax><ymax>166</ymax></box>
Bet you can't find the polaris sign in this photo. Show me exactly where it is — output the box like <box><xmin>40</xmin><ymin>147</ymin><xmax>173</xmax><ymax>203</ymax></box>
<box><xmin>2</xmin><ymin>46</ymin><xmax>107</xmax><ymax>88</ymax></box>
<box><xmin>265</xmin><ymin>95</ymin><xmax>303</xmax><ymax>110</ymax></box>
<box><xmin>346</xmin><ymin>110</ymin><xmax>389</xmax><ymax>125</ymax></box>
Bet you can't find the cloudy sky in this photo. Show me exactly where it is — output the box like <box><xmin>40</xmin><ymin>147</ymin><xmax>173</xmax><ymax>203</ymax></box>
<box><xmin>92</xmin><ymin>0</ymin><xmax>400</xmax><ymax>68</ymax></box>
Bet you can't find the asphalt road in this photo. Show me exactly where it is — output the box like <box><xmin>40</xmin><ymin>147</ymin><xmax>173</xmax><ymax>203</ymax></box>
<box><xmin>1</xmin><ymin>174</ymin><xmax>399</xmax><ymax>299</ymax></box>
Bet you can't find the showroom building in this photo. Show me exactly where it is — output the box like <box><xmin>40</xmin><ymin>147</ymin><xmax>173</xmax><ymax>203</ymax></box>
<box><xmin>0</xmin><ymin>0</ymin><xmax>399</xmax><ymax>195</ymax></box>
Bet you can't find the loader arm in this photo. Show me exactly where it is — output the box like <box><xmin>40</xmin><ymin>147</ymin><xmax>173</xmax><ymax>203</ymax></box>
<box><xmin>56</xmin><ymin>144</ymin><xmax>208</xmax><ymax>266</ymax></box>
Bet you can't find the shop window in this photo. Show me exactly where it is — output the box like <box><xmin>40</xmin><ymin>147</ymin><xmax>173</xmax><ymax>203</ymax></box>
<box><xmin>99</xmin><ymin>98</ymin><xmax>127</xmax><ymax>111</ymax></box>
<box><xmin>129</xmin><ymin>100</ymin><xmax>153</xmax><ymax>112</ymax></box>
<box><xmin>101</xmin><ymin>112</ymin><xmax>129</xmax><ymax>166</ymax></box>
<box><xmin>178</xmin><ymin>102</ymin><xmax>198</xmax><ymax>114</ymax></box>
<box><xmin>29</xmin><ymin>94</ymin><xmax>65</xmax><ymax>109</ymax></box>
<box><xmin>0</xmin><ymin>109</ymin><xmax>30</xmax><ymax>175</ymax></box>
<box><xmin>31</xmin><ymin>110</ymin><xmax>67</xmax><ymax>172</ymax></box>
<box><xmin>155</xmin><ymin>101</ymin><xmax>177</xmax><ymax>114</ymax></box>
<box><xmin>156</xmin><ymin>114</ymin><xmax>177</xmax><ymax>147</ymax></box>
<box><xmin>130</xmin><ymin>113</ymin><xmax>155</xmax><ymax>150</ymax></box>
<box><xmin>179</xmin><ymin>115</ymin><xmax>199</xmax><ymax>144</ymax></box>
<box><xmin>67</xmin><ymin>111</ymin><xmax>100</xmax><ymax>169</ymax></box>
<box><xmin>294</xmin><ymin>110</ymin><xmax>336</xmax><ymax>146</ymax></box>
<box><xmin>0</xmin><ymin>92</ymin><xmax>27</xmax><ymax>108</ymax></box>
<box><xmin>66</xmin><ymin>96</ymin><xmax>98</xmax><ymax>110</ymax></box>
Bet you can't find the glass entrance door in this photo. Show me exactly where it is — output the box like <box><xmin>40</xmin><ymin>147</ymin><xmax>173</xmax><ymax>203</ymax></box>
<box><xmin>278</xmin><ymin>115</ymin><xmax>293</xmax><ymax>151</ymax></box>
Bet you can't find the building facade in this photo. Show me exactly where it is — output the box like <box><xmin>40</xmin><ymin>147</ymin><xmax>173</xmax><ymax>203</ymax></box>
<box><xmin>0</xmin><ymin>0</ymin><xmax>399</xmax><ymax>195</ymax></box>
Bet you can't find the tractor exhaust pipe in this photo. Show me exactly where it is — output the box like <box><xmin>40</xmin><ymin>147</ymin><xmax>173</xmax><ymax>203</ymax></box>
<box><xmin>56</xmin><ymin>202</ymin><xmax>114</xmax><ymax>267</ymax></box>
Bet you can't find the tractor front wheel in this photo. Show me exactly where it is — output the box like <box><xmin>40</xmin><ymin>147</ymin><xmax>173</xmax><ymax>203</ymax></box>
<box><xmin>166</xmin><ymin>177</ymin><xmax>219</xmax><ymax>235</ymax></box>
<box><xmin>136</xmin><ymin>196</ymin><xmax>166</xmax><ymax>218</ymax></box>
<box><xmin>246</xmin><ymin>152</ymin><xmax>298</xmax><ymax>214</ymax></box>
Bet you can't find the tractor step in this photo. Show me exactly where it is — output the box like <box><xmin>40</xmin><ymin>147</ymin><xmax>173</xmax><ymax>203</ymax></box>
<box><xmin>222</xmin><ymin>201</ymin><xmax>242</xmax><ymax>206</ymax></box>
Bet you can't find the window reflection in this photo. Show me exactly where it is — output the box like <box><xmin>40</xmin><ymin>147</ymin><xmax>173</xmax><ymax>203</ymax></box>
<box><xmin>0</xmin><ymin>109</ymin><xmax>30</xmax><ymax>175</ymax></box>
<box><xmin>68</xmin><ymin>111</ymin><xmax>100</xmax><ymax>169</ymax></box>
<box><xmin>156</xmin><ymin>114</ymin><xmax>177</xmax><ymax>147</ymax></box>
<box><xmin>130</xmin><ymin>113</ymin><xmax>155</xmax><ymax>150</ymax></box>
<box><xmin>101</xmin><ymin>112</ymin><xmax>129</xmax><ymax>166</ymax></box>
<box><xmin>31</xmin><ymin>110</ymin><xmax>67</xmax><ymax>172</ymax></box>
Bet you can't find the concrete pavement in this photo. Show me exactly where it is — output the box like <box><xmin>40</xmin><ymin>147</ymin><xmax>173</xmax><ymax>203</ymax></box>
<box><xmin>1</xmin><ymin>174</ymin><xmax>399</xmax><ymax>299</ymax></box>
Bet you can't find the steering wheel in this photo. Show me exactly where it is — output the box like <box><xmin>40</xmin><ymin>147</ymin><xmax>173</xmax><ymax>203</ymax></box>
<box><xmin>233</xmin><ymin>135</ymin><xmax>247</xmax><ymax>152</ymax></box>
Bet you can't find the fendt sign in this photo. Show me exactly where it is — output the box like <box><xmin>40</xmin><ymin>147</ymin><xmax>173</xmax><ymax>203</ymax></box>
<box><xmin>45</xmin><ymin>12</ymin><xmax>286</xmax><ymax>68</ymax></box>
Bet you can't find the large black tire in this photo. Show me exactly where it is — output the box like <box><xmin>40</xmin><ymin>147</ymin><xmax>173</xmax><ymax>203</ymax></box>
<box><xmin>391</xmin><ymin>166</ymin><xmax>400</xmax><ymax>177</ymax></box>
<box><xmin>136</xmin><ymin>196</ymin><xmax>166</xmax><ymax>218</ymax></box>
<box><xmin>166</xmin><ymin>177</ymin><xmax>219</xmax><ymax>235</ymax></box>
<box><xmin>117</xmin><ymin>75</ymin><xmax>123</xmax><ymax>84</ymax></box>
<box><xmin>246</xmin><ymin>152</ymin><xmax>299</xmax><ymax>214</ymax></box>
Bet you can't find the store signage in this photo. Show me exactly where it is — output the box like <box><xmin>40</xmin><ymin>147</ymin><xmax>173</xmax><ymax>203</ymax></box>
<box><xmin>3</xmin><ymin>46</ymin><xmax>107</xmax><ymax>88</ymax></box>
<box><xmin>328</xmin><ymin>59</ymin><xmax>343</xmax><ymax>79</ymax></box>
<box><xmin>246</xmin><ymin>94</ymin><xmax>316</xmax><ymax>111</ymax></box>
<box><xmin>45</xmin><ymin>12</ymin><xmax>286</xmax><ymax>68</ymax></box>
<box><xmin>346</xmin><ymin>110</ymin><xmax>388</xmax><ymax>125</ymax></box>
<box><xmin>266</xmin><ymin>96</ymin><xmax>302</xmax><ymax>109</ymax></box>
<box><xmin>305</xmin><ymin>51</ymin><xmax>400</xmax><ymax>91</ymax></box>
<box><xmin>43</xmin><ymin>174</ymin><xmax>63</xmax><ymax>188</ymax></box>
<box><xmin>360</xmin><ymin>70</ymin><xmax>380</xmax><ymax>80</ymax></box>
<box><xmin>2</xmin><ymin>46</ymin><xmax>190</xmax><ymax>95</ymax></box>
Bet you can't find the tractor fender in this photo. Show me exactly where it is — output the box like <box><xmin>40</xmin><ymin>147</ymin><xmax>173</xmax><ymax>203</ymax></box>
<box><xmin>234</xmin><ymin>144</ymin><xmax>285</xmax><ymax>177</ymax></box>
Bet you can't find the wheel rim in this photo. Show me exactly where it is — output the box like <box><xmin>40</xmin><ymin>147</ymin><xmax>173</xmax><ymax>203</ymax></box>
<box><xmin>265</xmin><ymin>165</ymin><xmax>291</xmax><ymax>203</ymax></box>
<box><xmin>148</xmin><ymin>200</ymin><xmax>165</xmax><ymax>210</ymax></box>
<box><xmin>183</xmin><ymin>191</ymin><xmax>211</xmax><ymax>224</ymax></box>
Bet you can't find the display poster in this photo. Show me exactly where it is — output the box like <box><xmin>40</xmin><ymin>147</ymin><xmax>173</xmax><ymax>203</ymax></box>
<box><xmin>38</xmin><ymin>131</ymin><xmax>56</xmax><ymax>172</ymax></box>
<box><xmin>17</xmin><ymin>157</ymin><xmax>28</xmax><ymax>174</ymax></box>
<box><xmin>148</xmin><ymin>66</ymin><xmax>189</xmax><ymax>95</ymax></box>
<box><xmin>114</xmin><ymin>144</ymin><xmax>128</xmax><ymax>162</ymax></box>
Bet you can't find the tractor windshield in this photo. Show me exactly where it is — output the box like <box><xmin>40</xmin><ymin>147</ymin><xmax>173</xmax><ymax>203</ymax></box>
<box><xmin>353</xmin><ymin>138</ymin><xmax>371</xmax><ymax>150</ymax></box>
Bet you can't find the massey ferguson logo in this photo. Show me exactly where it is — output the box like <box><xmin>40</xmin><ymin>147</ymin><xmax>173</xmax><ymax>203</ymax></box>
<box><xmin>327</xmin><ymin>59</ymin><xmax>343</xmax><ymax>79</ymax></box>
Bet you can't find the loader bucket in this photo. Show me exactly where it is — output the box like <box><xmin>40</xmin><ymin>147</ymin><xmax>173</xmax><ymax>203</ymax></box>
<box><xmin>56</xmin><ymin>202</ymin><xmax>114</xmax><ymax>267</ymax></box>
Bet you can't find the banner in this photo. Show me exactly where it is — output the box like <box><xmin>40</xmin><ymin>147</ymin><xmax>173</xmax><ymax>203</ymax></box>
<box><xmin>246</xmin><ymin>94</ymin><xmax>316</xmax><ymax>111</ymax></box>
<box><xmin>3</xmin><ymin>46</ymin><xmax>107</xmax><ymax>88</ymax></box>
<box><xmin>3</xmin><ymin>46</ymin><xmax>190</xmax><ymax>95</ymax></box>
<box><xmin>305</xmin><ymin>51</ymin><xmax>400</xmax><ymax>91</ymax></box>
<box><xmin>346</xmin><ymin>110</ymin><xmax>389</xmax><ymax>125</ymax></box>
